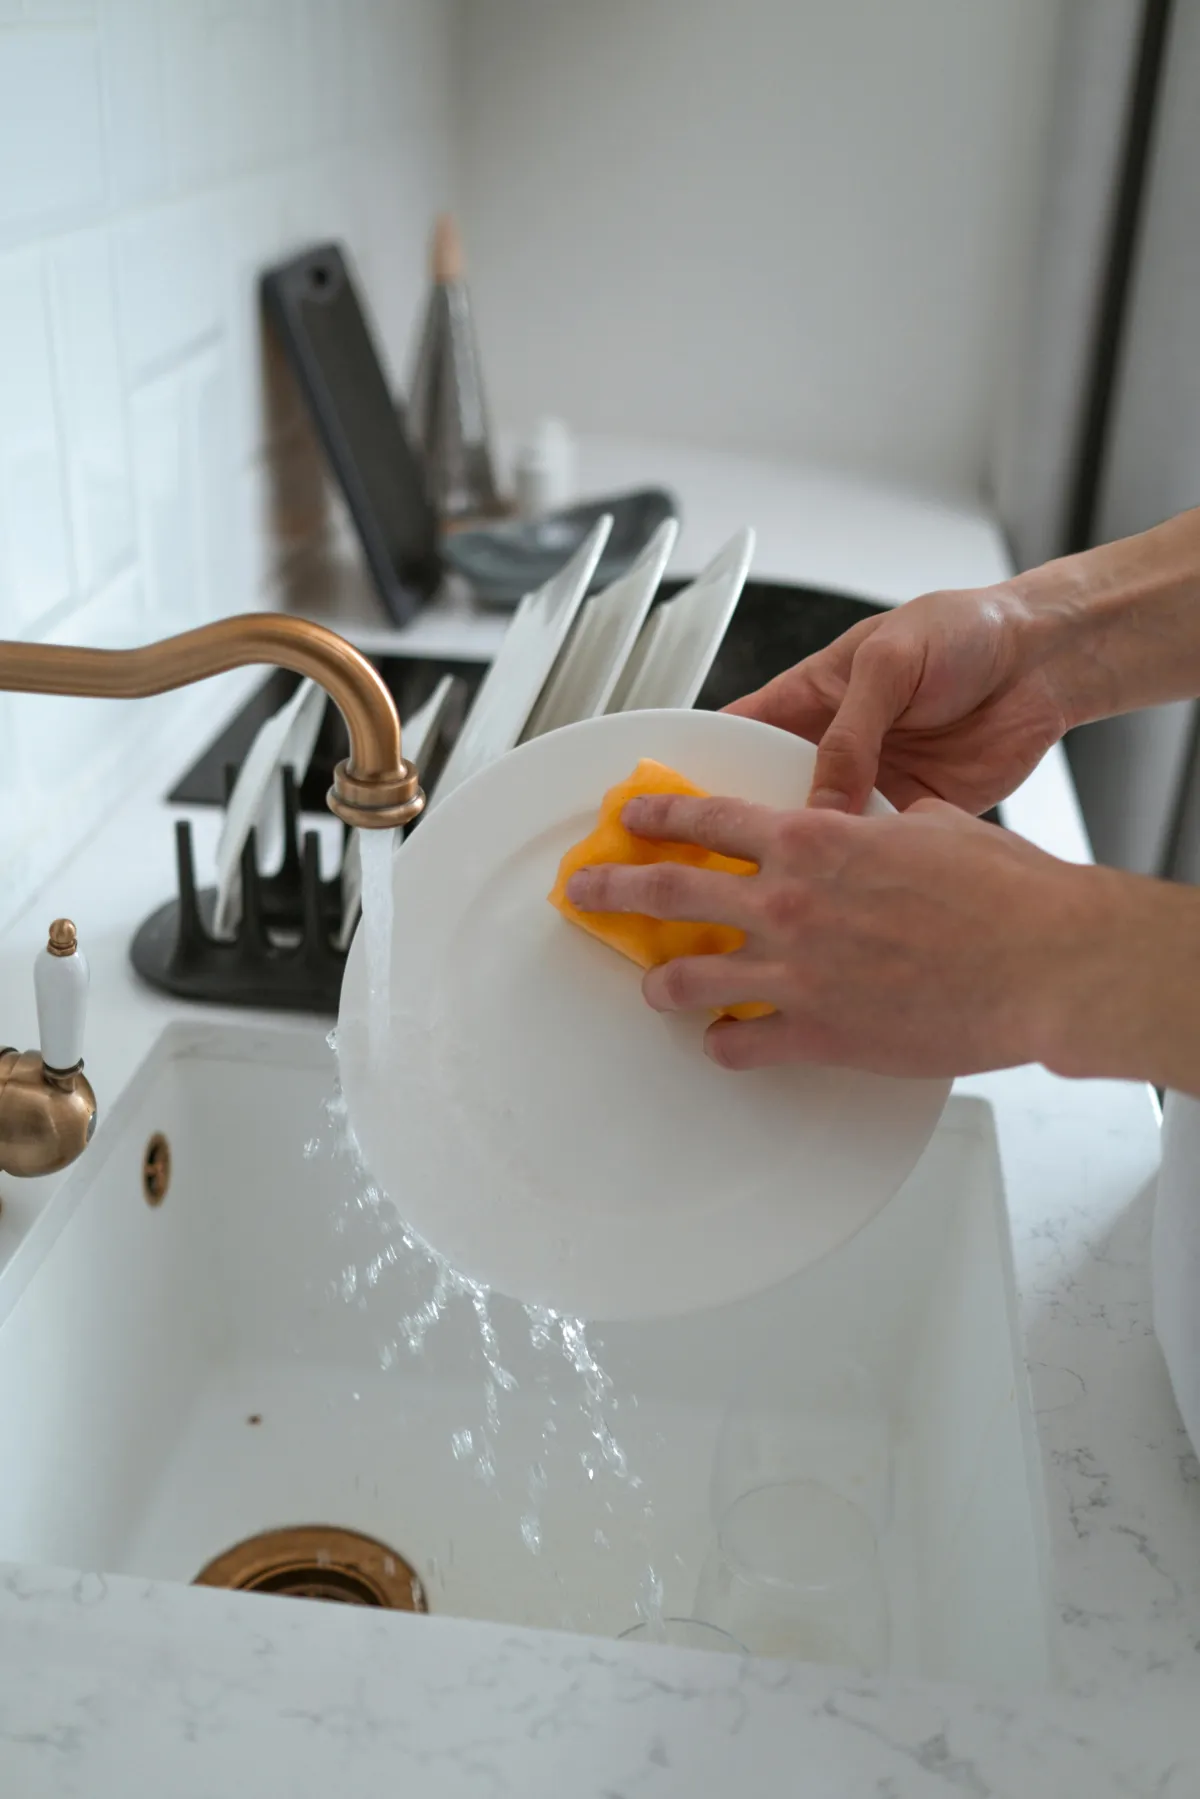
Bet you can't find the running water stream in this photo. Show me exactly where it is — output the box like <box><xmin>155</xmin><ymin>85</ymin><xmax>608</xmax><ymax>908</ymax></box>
<box><xmin>323</xmin><ymin>827</ymin><xmax>663</xmax><ymax>1633</ymax></box>
<box><xmin>305</xmin><ymin>1062</ymin><xmax>662</xmax><ymax>1636</ymax></box>
<box><xmin>358</xmin><ymin>829</ymin><xmax>394</xmax><ymax>1062</ymax></box>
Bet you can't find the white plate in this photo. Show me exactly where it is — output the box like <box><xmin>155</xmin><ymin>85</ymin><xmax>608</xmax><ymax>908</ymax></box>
<box><xmin>338</xmin><ymin>709</ymin><xmax>950</xmax><ymax>1321</ymax></box>
<box><xmin>520</xmin><ymin>517</ymin><xmax>678</xmax><ymax>740</ymax></box>
<box><xmin>428</xmin><ymin>514</ymin><xmax>612</xmax><ymax>808</ymax></box>
<box><xmin>212</xmin><ymin>677</ymin><xmax>326</xmax><ymax>939</ymax></box>
<box><xmin>606</xmin><ymin>527</ymin><xmax>754</xmax><ymax>713</ymax></box>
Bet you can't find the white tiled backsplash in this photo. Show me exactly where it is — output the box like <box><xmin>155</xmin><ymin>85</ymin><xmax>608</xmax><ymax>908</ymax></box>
<box><xmin>0</xmin><ymin>0</ymin><xmax>456</xmax><ymax>934</ymax></box>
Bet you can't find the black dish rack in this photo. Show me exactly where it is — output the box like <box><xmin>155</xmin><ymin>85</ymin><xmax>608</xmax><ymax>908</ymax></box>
<box><xmin>134</xmin><ymin>582</ymin><xmax>997</xmax><ymax>1014</ymax></box>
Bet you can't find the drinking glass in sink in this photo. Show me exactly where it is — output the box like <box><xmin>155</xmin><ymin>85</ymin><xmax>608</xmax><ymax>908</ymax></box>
<box><xmin>711</xmin><ymin>1355</ymin><xmax>893</xmax><ymax>1531</ymax></box>
<box><xmin>694</xmin><ymin>1479</ymin><xmax>890</xmax><ymax>1672</ymax></box>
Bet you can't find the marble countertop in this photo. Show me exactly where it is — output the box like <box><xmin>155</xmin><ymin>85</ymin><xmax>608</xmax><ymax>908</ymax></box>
<box><xmin>2</xmin><ymin>1565</ymin><xmax>1196</xmax><ymax>1799</ymax></box>
<box><xmin>0</xmin><ymin>443</ymin><xmax>1194</xmax><ymax>1795</ymax></box>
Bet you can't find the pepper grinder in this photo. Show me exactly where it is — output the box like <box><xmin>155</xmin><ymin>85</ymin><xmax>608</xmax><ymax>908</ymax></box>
<box><xmin>407</xmin><ymin>215</ymin><xmax>503</xmax><ymax>524</ymax></box>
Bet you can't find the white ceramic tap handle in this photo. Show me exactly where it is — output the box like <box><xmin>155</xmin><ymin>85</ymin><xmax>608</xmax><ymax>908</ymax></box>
<box><xmin>33</xmin><ymin>918</ymin><xmax>89</xmax><ymax>1072</ymax></box>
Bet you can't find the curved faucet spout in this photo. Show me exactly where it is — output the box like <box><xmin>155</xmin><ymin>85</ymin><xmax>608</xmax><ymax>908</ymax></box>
<box><xmin>0</xmin><ymin>613</ymin><xmax>424</xmax><ymax>830</ymax></box>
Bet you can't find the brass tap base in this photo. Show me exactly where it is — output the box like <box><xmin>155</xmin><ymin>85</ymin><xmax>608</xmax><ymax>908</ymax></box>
<box><xmin>328</xmin><ymin>756</ymin><xmax>425</xmax><ymax>832</ymax></box>
<box><xmin>0</xmin><ymin>1049</ymin><xmax>97</xmax><ymax>1178</ymax></box>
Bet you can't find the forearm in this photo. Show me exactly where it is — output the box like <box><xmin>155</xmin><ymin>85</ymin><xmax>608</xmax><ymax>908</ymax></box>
<box><xmin>1011</xmin><ymin>506</ymin><xmax>1200</xmax><ymax>728</ymax></box>
<box><xmin>1041</xmin><ymin>864</ymin><xmax>1200</xmax><ymax>1096</ymax></box>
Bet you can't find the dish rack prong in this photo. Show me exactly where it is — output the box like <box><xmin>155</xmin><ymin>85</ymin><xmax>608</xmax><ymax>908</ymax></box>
<box><xmin>130</xmin><ymin>765</ymin><xmax>351</xmax><ymax>1014</ymax></box>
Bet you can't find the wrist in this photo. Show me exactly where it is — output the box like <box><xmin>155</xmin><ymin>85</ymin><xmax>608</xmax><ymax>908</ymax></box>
<box><xmin>1008</xmin><ymin>508</ymin><xmax>1200</xmax><ymax>729</ymax></box>
<box><xmin>1005</xmin><ymin>550</ymin><xmax>1136</xmax><ymax>732</ymax></box>
<box><xmin>998</xmin><ymin>569</ymin><xmax>1093</xmax><ymax>729</ymax></box>
<box><xmin>1036</xmin><ymin>866</ymin><xmax>1200</xmax><ymax>1093</ymax></box>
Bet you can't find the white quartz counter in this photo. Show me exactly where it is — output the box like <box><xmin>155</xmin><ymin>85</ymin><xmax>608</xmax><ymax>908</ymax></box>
<box><xmin>0</xmin><ymin>445</ymin><xmax>1193</xmax><ymax>1795</ymax></box>
<box><xmin>2</xmin><ymin>1566</ymin><xmax>1196</xmax><ymax>1799</ymax></box>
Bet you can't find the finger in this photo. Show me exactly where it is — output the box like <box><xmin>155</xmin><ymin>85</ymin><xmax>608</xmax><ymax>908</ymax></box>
<box><xmin>723</xmin><ymin>670</ymin><xmax>830</xmax><ymax>743</ymax></box>
<box><xmin>809</xmin><ymin>637</ymin><xmax>921</xmax><ymax>814</ymax></box>
<box><xmin>905</xmin><ymin>794</ymin><xmax>991</xmax><ymax>834</ymax></box>
<box><xmin>871</xmin><ymin>765</ymin><xmax>943</xmax><ymax>811</ymax></box>
<box><xmin>621</xmin><ymin>792</ymin><xmax>774</xmax><ymax>862</ymax></box>
<box><xmin>703</xmin><ymin>1012</ymin><xmax>804</xmax><ymax>1071</ymax></box>
<box><xmin>724</xmin><ymin>618</ymin><xmax>882</xmax><ymax>737</ymax></box>
<box><xmin>565</xmin><ymin>861</ymin><xmax>758</xmax><ymax>926</ymax></box>
<box><xmin>642</xmin><ymin>954</ymin><xmax>779</xmax><ymax>1015</ymax></box>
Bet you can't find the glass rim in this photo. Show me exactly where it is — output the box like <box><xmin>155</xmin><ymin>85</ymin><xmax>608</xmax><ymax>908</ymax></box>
<box><xmin>715</xmin><ymin>1478</ymin><xmax>882</xmax><ymax>1594</ymax></box>
<box><xmin>618</xmin><ymin>1615</ymin><xmax>748</xmax><ymax>1652</ymax></box>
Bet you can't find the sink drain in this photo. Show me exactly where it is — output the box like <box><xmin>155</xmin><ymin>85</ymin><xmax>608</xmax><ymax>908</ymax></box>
<box><xmin>194</xmin><ymin>1526</ymin><xmax>426</xmax><ymax>1610</ymax></box>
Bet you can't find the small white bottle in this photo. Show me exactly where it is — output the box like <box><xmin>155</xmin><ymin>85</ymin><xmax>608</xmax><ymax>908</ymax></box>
<box><xmin>514</xmin><ymin>418</ymin><xmax>576</xmax><ymax>520</ymax></box>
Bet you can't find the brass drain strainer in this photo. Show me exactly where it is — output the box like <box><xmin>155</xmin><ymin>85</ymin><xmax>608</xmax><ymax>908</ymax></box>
<box><xmin>194</xmin><ymin>1526</ymin><xmax>426</xmax><ymax>1610</ymax></box>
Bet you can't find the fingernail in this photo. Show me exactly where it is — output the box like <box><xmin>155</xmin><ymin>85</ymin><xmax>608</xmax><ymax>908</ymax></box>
<box><xmin>565</xmin><ymin>871</ymin><xmax>592</xmax><ymax>904</ymax></box>
<box><xmin>808</xmin><ymin>787</ymin><xmax>850</xmax><ymax>812</ymax></box>
<box><xmin>621</xmin><ymin>798</ymin><xmax>650</xmax><ymax>828</ymax></box>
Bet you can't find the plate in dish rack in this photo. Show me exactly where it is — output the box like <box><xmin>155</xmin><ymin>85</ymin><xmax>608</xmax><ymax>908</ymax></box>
<box><xmin>337</xmin><ymin>709</ymin><xmax>950</xmax><ymax>1321</ymax></box>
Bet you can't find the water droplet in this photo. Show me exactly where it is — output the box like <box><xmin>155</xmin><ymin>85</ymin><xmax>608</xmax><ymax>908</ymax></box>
<box><xmin>636</xmin><ymin>1564</ymin><xmax>665</xmax><ymax>1631</ymax></box>
<box><xmin>519</xmin><ymin>1514</ymin><xmax>542</xmax><ymax>1554</ymax></box>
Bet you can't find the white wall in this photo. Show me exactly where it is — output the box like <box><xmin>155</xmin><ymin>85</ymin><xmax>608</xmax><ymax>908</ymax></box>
<box><xmin>0</xmin><ymin>0</ymin><xmax>456</xmax><ymax>935</ymax></box>
<box><xmin>458</xmin><ymin>0</ymin><xmax>1061</xmax><ymax>501</ymax></box>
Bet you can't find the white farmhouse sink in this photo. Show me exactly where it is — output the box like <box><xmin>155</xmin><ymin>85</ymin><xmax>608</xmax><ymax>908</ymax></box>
<box><xmin>0</xmin><ymin>1021</ymin><xmax>1051</xmax><ymax>1687</ymax></box>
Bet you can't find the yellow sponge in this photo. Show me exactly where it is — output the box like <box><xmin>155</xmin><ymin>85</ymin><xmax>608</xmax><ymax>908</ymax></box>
<box><xmin>548</xmin><ymin>758</ymin><xmax>772</xmax><ymax>1021</ymax></box>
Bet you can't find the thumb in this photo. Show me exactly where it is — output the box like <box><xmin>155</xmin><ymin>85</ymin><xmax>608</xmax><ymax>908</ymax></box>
<box><xmin>808</xmin><ymin>638</ymin><xmax>919</xmax><ymax>813</ymax></box>
<box><xmin>723</xmin><ymin>667</ymin><xmax>829</xmax><ymax>743</ymax></box>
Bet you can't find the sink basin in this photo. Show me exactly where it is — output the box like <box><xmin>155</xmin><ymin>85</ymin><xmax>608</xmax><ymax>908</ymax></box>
<box><xmin>0</xmin><ymin>1022</ymin><xmax>1051</xmax><ymax>1687</ymax></box>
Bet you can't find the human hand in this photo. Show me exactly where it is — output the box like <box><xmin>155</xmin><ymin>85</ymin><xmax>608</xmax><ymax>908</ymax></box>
<box><xmin>726</xmin><ymin>585</ymin><xmax>1072</xmax><ymax>816</ymax></box>
<box><xmin>565</xmin><ymin>790</ymin><xmax>1141</xmax><ymax>1079</ymax></box>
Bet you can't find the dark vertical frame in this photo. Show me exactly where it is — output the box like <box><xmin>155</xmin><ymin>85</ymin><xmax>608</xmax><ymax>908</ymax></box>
<box><xmin>1065</xmin><ymin>0</ymin><xmax>1175</xmax><ymax>553</ymax></box>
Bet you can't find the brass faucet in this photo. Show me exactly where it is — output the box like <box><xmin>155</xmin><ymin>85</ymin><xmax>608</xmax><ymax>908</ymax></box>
<box><xmin>0</xmin><ymin>612</ymin><xmax>425</xmax><ymax>831</ymax></box>
<box><xmin>0</xmin><ymin>614</ymin><xmax>424</xmax><ymax>1178</ymax></box>
<box><xmin>0</xmin><ymin>920</ymin><xmax>97</xmax><ymax>1177</ymax></box>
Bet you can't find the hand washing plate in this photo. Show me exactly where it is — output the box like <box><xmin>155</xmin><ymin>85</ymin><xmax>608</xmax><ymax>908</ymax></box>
<box><xmin>337</xmin><ymin>709</ymin><xmax>950</xmax><ymax>1321</ymax></box>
